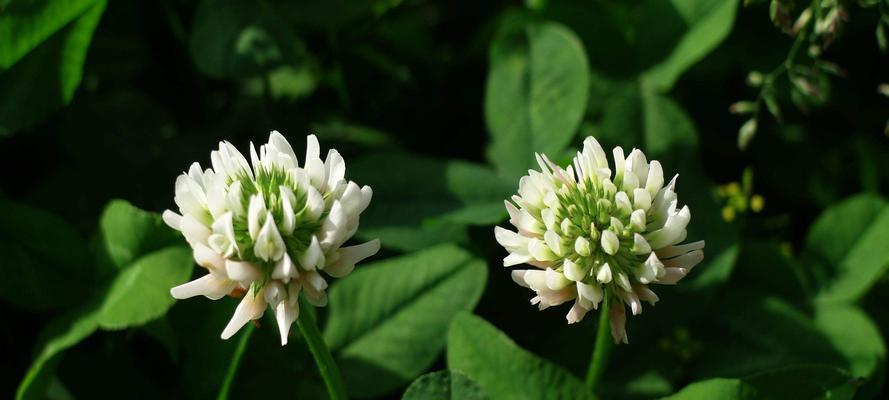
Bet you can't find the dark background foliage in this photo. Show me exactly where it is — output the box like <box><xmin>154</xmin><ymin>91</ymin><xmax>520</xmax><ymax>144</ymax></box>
<box><xmin>1</xmin><ymin>0</ymin><xmax>888</xmax><ymax>398</ymax></box>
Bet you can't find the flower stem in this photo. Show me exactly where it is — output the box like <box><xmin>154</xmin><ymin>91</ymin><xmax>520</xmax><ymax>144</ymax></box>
<box><xmin>297</xmin><ymin>296</ymin><xmax>349</xmax><ymax>400</ymax></box>
<box><xmin>217</xmin><ymin>323</ymin><xmax>255</xmax><ymax>400</ymax></box>
<box><xmin>585</xmin><ymin>291</ymin><xmax>613</xmax><ymax>396</ymax></box>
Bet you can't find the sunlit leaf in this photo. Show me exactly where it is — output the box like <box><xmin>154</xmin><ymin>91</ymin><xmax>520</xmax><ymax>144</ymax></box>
<box><xmin>485</xmin><ymin>18</ymin><xmax>589</xmax><ymax>175</ymax></box>
<box><xmin>351</xmin><ymin>152</ymin><xmax>512</xmax><ymax>251</ymax></box>
<box><xmin>447</xmin><ymin>313</ymin><xmax>594</xmax><ymax>400</ymax></box>
<box><xmin>804</xmin><ymin>193</ymin><xmax>889</xmax><ymax>303</ymax></box>
<box><xmin>402</xmin><ymin>371</ymin><xmax>486</xmax><ymax>400</ymax></box>
<box><xmin>324</xmin><ymin>245</ymin><xmax>488</xmax><ymax>398</ymax></box>
<box><xmin>0</xmin><ymin>0</ymin><xmax>106</xmax><ymax>135</ymax></box>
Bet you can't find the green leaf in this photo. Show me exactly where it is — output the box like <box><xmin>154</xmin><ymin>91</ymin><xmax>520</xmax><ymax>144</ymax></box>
<box><xmin>485</xmin><ymin>18</ymin><xmax>589</xmax><ymax>175</ymax></box>
<box><xmin>402</xmin><ymin>371</ymin><xmax>486</xmax><ymax>400</ymax></box>
<box><xmin>16</xmin><ymin>303</ymin><xmax>101</xmax><ymax>400</ymax></box>
<box><xmin>695</xmin><ymin>295</ymin><xmax>884</xmax><ymax>384</ymax></box>
<box><xmin>190</xmin><ymin>0</ymin><xmax>310</xmax><ymax>79</ymax></box>
<box><xmin>97</xmin><ymin>246</ymin><xmax>194</xmax><ymax>330</ymax></box>
<box><xmin>0</xmin><ymin>0</ymin><xmax>106</xmax><ymax>135</ymax></box>
<box><xmin>0</xmin><ymin>199</ymin><xmax>92</xmax><ymax>311</ymax></box>
<box><xmin>323</xmin><ymin>245</ymin><xmax>488</xmax><ymax>398</ymax></box>
<box><xmin>350</xmin><ymin>152</ymin><xmax>513</xmax><ymax>251</ymax></box>
<box><xmin>447</xmin><ymin>313</ymin><xmax>594</xmax><ymax>400</ymax></box>
<box><xmin>98</xmin><ymin>199</ymin><xmax>179</xmax><ymax>270</ymax></box>
<box><xmin>667</xmin><ymin>365</ymin><xmax>856</xmax><ymax>399</ymax></box>
<box><xmin>746</xmin><ymin>365</ymin><xmax>857</xmax><ymax>400</ymax></box>
<box><xmin>814</xmin><ymin>304</ymin><xmax>886</xmax><ymax>383</ymax></box>
<box><xmin>665</xmin><ymin>378</ymin><xmax>758</xmax><ymax>399</ymax></box>
<box><xmin>640</xmin><ymin>0</ymin><xmax>740</xmax><ymax>92</ymax></box>
<box><xmin>0</xmin><ymin>0</ymin><xmax>99</xmax><ymax>67</ymax></box>
<box><xmin>803</xmin><ymin>193</ymin><xmax>889</xmax><ymax>303</ymax></box>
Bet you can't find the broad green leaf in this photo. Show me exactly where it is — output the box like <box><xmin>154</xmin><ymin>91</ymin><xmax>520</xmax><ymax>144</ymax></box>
<box><xmin>350</xmin><ymin>152</ymin><xmax>513</xmax><ymax>251</ymax></box>
<box><xmin>98</xmin><ymin>199</ymin><xmax>179</xmax><ymax>270</ymax></box>
<box><xmin>0</xmin><ymin>0</ymin><xmax>99</xmax><ymax>67</ymax></box>
<box><xmin>0</xmin><ymin>0</ymin><xmax>106</xmax><ymax>135</ymax></box>
<box><xmin>745</xmin><ymin>365</ymin><xmax>857</xmax><ymax>400</ymax></box>
<box><xmin>190</xmin><ymin>0</ymin><xmax>310</xmax><ymax>79</ymax></box>
<box><xmin>665</xmin><ymin>378</ymin><xmax>758</xmax><ymax>399</ymax></box>
<box><xmin>17</xmin><ymin>303</ymin><xmax>101</xmax><ymax>400</ymax></box>
<box><xmin>814</xmin><ymin>304</ymin><xmax>886</xmax><ymax>384</ymax></box>
<box><xmin>324</xmin><ymin>245</ymin><xmax>488</xmax><ymax>398</ymax></box>
<box><xmin>447</xmin><ymin>313</ymin><xmax>594</xmax><ymax>400</ymax></box>
<box><xmin>803</xmin><ymin>193</ymin><xmax>889</xmax><ymax>303</ymax></box>
<box><xmin>695</xmin><ymin>295</ymin><xmax>884</xmax><ymax>384</ymax></box>
<box><xmin>641</xmin><ymin>0</ymin><xmax>740</xmax><ymax>92</ymax></box>
<box><xmin>402</xmin><ymin>371</ymin><xmax>486</xmax><ymax>400</ymax></box>
<box><xmin>0</xmin><ymin>199</ymin><xmax>92</xmax><ymax>311</ymax></box>
<box><xmin>485</xmin><ymin>19</ymin><xmax>589</xmax><ymax>175</ymax></box>
<box><xmin>97</xmin><ymin>246</ymin><xmax>194</xmax><ymax>329</ymax></box>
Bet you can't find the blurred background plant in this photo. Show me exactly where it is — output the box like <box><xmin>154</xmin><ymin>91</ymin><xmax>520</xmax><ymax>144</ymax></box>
<box><xmin>1</xmin><ymin>0</ymin><xmax>887</xmax><ymax>399</ymax></box>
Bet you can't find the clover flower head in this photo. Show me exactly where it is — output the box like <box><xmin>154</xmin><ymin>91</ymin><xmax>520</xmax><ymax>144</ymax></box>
<box><xmin>494</xmin><ymin>136</ymin><xmax>704</xmax><ymax>343</ymax></box>
<box><xmin>163</xmin><ymin>131</ymin><xmax>379</xmax><ymax>345</ymax></box>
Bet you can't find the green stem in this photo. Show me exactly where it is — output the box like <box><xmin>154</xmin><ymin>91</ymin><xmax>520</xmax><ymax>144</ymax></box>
<box><xmin>585</xmin><ymin>291</ymin><xmax>613</xmax><ymax>396</ymax></box>
<box><xmin>217</xmin><ymin>323</ymin><xmax>255</xmax><ymax>400</ymax></box>
<box><xmin>297</xmin><ymin>296</ymin><xmax>349</xmax><ymax>400</ymax></box>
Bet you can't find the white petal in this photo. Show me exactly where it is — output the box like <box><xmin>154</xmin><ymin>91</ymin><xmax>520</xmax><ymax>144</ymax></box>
<box><xmin>633</xmin><ymin>188</ymin><xmax>652</xmax><ymax>211</ymax></box>
<box><xmin>304</xmin><ymin>186</ymin><xmax>324</xmax><ymax>221</ymax></box>
<box><xmin>577</xmin><ymin>281</ymin><xmax>603</xmax><ymax>308</ymax></box>
<box><xmin>597</xmin><ymin>263</ymin><xmax>613</xmax><ymax>283</ymax></box>
<box><xmin>254</xmin><ymin>212</ymin><xmax>286</xmax><ymax>262</ymax></box>
<box><xmin>616</xmin><ymin>272</ymin><xmax>633</xmax><ymax>292</ymax></box>
<box><xmin>511</xmin><ymin>270</ymin><xmax>546</xmax><ymax>291</ymax></box>
<box><xmin>299</xmin><ymin>236</ymin><xmax>324</xmax><ymax>270</ymax></box>
<box><xmin>269</xmin><ymin>131</ymin><xmax>298</xmax><ymax>166</ymax></box>
<box><xmin>193</xmin><ymin>243</ymin><xmax>225</xmax><ymax>272</ymax></box>
<box><xmin>275</xmin><ymin>296</ymin><xmax>299</xmax><ymax>346</ymax></box>
<box><xmin>324</xmin><ymin>239</ymin><xmax>380</xmax><ymax>278</ymax></box>
<box><xmin>657</xmin><ymin>267</ymin><xmax>688</xmax><ymax>284</ymax></box>
<box><xmin>566</xmin><ymin>300</ymin><xmax>591</xmax><ymax>324</ymax></box>
<box><xmin>635</xmin><ymin>285</ymin><xmax>660</xmax><ymax>305</ymax></box>
<box><xmin>601</xmin><ymin>230</ymin><xmax>619</xmax><ymax>255</ymax></box>
<box><xmin>324</xmin><ymin>150</ymin><xmax>346</xmax><ymax>190</ymax></box>
<box><xmin>632</xmin><ymin>233</ymin><xmax>652</xmax><ymax>255</ymax></box>
<box><xmin>162</xmin><ymin>210</ymin><xmax>182</xmax><ymax>230</ymax></box>
<box><xmin>170</xmin><ymin>274</ymin><xmax>236</xmax><ymax>300</ymax></box>
<box><xmin>221</xmin><ymin>287</ymin><xmax>267</xmax><ymax>340</ymax></box>
<box><xmin>545</xmin><ymin>268</ymin><xmax>571</xmax><ymax>290</ymax></box>
<box><xmin>504</xmin><ymin>253</ymin><xmax>532</xmax><ymax>267</ymax></box>
<box><xmin>662</xmin><ymin>249</ymin><xmax>704</xmax><ymax>271</ymax></box>
<box><xmin>180</xmin><ymin>214</ymin><xmax>211</xmax><ymax>245</ymax></box>
<box><xmin>494</xmin><ymin>226</ymin><xmax>528</xmax><ymax>252</ymax></box>
<box><xmin>645</xmin><ymin>205</ymin><xmax>691</xmax><ymax>248</ymax></box>
<box><xmin>646</xmin><ymin>160</ymin><xmax>664</xmax><ymax>195</ymax></box>
<box><xmin>615</xmin><ymin>191</ymin><xmax>632</xmax><ymax>214</ymax></box>
<box><xmin>574</xmin><ymin>236</ymin><xmax>592</xmax><ymax>256</ymax></box>
<box><xmin>609</xmin><ymin>304</ymin><xmax>629</xmax><ymax>344</ymax></box>
<box><xmin>225</xmin><ymin>260</ymin><xmax>261</xmax><ymax>283</ymax></box>
<box><xmin>563</xmin><ymin>259</ymin><xmax>586</xmax><ymax>282</ymax></box>
<box><xmin>358</xmin><ymin>185</ymin><xmax>373</xmax><ymax>214</ymax></box>
<box><xmin>302</xmin><ymin>271</ymin><xmax>328</xmax><ymax>306</ymax></box>
<box><xmin>279</xmin><ymin>186</ymin><xmax>296</xmax><ymax>235</ymax></box>
<box><xmin>622</xmin><ymin>290</ymin><xmax>642</xmax><ymax>315</ymax></box>
<box><xmin>305</xmin><ymin>134</ymin><xmax>320</xmax><ymax>161</ymax></box>
<box><xmin>544</xmin><ymin>230</ymin><xmax>563</xmax><ymax>256</ymax></box>
<box><xmin>630</xmin><ymin>209</ymin><xmax>646</xmax><ymax>231</ymax></box>
<box><xmin>247</xmin><ymin>193</ymin><xmax>267</xmax><ymax>239</ymax></box>
<box><xmin>655</xmin><ymin>240</ymin><xmax>706</xmax><ymax>258</ymax></box>
<box><xmin>272</xmin><ymin>252</ymin><xmax>299</xmax><ymax>281</ymax></box>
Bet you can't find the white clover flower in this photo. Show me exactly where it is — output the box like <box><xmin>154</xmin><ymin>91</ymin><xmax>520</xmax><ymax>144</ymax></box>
<box><xmin>163</xmin><ymin>131</ymin><xmax>379</xmax><ymax>345</ymax></box>
<box><xmin>495</xmin><ymin>136</ymin><xmax>704</xmax><ymax>344</ymax></box>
